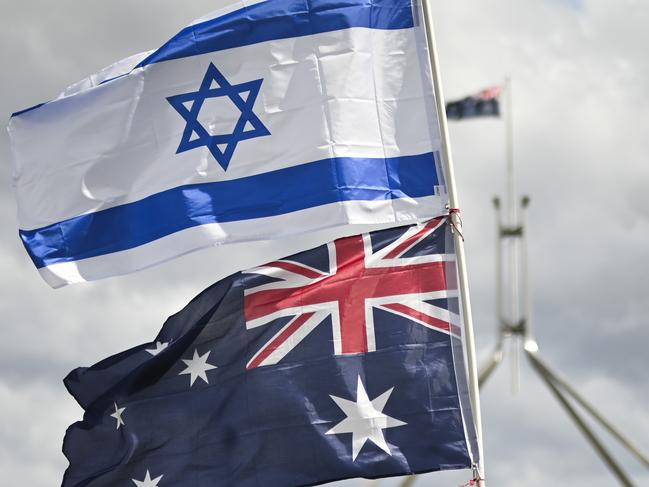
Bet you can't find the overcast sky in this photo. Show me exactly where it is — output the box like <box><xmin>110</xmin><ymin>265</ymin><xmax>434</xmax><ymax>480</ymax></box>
<box><xmin>1</xmin><ymin>0</ymin><xmax>649</xmax><ymax>486</ymax></box>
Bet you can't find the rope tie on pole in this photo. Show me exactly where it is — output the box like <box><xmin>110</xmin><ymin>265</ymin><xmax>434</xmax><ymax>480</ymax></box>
<box><xmin>447</xmin><ymin>207</ymin><xmax>465</xmax><ymax>241</ymax></box>
<box><xmin>459</xmin><ymin>475</ymin><xmax>485</xmax><ymax>487</ymax></box>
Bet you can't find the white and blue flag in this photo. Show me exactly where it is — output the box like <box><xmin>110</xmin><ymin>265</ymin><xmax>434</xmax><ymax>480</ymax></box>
<box><xmin>8</xmin><ymin>0</ymin><xmax>448</xmax><ymax>287</ymax></box>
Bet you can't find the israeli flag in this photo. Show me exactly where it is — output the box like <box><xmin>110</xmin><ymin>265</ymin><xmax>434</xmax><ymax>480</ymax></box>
<box><xmin>8</xmin><ymin>0</ymin><xmax>447</xmax><ymax>288</ymax></box>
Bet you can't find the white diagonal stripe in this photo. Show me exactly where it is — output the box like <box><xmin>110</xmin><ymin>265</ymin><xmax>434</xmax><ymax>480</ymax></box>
<box><xmin>245</xmin><ymin>302</ymin><xmax>338</xmax><ymax>329</ymax></box>
<box><xmin>244</xmin><ymin>261</ymin><xmax>329</xmax><ymax>295</ymax></box>
<box><xmin>247</xmin><ymin>310</ymin><xmax>330</xmax><ymax>368</ymax></box>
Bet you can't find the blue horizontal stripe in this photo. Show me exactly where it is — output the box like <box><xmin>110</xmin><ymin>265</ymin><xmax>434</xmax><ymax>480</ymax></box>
<box><xmin>21</xmin><ymin>153</ymin><xmax>438</xmax><ymax>269</ymax></box>
<box><xmin>139</xmin><ymin>0</ymin><xmax>414</xmax><ymax>67</ymax></box>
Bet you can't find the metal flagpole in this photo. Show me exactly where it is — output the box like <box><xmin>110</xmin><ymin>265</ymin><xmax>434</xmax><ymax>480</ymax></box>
<box><xmin>505</xmin><ymin>78</ymin><xmax>515</xmax><ymax>226</ymax></box>
<box><xmin>504</xmin><ymin>77</ymin><xmax>521</xmax><ymax>393</ymax></box>
<box><xmin>419</xmin><ymin>1</ymin><xmax>485</xmax><ymax>484</ymax></box>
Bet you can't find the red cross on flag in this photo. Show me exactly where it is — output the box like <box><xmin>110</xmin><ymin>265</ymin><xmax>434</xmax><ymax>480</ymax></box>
<box><xmin>244</xmin><ymin>217</ymin><xmax>461</xmax><ymax>369</ymax></box>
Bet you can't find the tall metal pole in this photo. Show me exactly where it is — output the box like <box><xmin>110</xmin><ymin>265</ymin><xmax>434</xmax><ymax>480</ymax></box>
<box><xmin>504</xmin><ymin>77</ymin><xmax>521</xmax><ymax>393</ymax></box>
<box><xmin>419</xmin><ymin>1</ymin><xmax>485</xmax><ymax>483</ymax></box>
<box><xmin>505</xmin><ymin>78</ymin><xmax>515</xmax><ymax>226</ymax></box>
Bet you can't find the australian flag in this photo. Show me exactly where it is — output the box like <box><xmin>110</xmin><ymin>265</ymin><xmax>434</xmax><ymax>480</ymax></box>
<box><xmin>63</xmin><ymin>218</ymin><xmax>479</xmax><ymax>486</ymax></box>
<box><xmin>446</xmin><ymin>86</ymin><xmax>502</xmax><ymax>120</ymax></box>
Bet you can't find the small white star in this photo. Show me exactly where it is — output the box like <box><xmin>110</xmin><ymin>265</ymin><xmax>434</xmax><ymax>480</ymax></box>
<box><xmin>146</xmin><ymin>341</ymin><xmax>169</xmax><ymax>356</ymax></box>
<box><xmin>179</xmin><ymin>349</ymin><xmax>217</xmax><ymax>386</ymax></box>
<box><xmin>132</xmin><ymin>470</ymin><xmax>163</xmax><ymax>487</ymax></box>
<box><xmin>110</xmin><ymin>402</ymin><xmax>126</xmax><ymax>429</ymax></box>
<box><xmin>326</xmin><ymin>376</ymin><xmax>406</xmax><ymax>461</ymax></box>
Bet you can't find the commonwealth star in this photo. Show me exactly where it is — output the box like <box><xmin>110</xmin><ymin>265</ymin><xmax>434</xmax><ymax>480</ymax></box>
<box><xmin>326</xmin><ymin>376</ymin><xmax>406</xmax><ymax>461</ymax></box>
<box><xmin>179</xmin><ymin>349</ymin><xmax>217</xmax><ymax>386</ymax></box>
<box><xmin>132</xmin><ymin>470</ymin><xmax>163</xmax><ymax>487</ymax></box>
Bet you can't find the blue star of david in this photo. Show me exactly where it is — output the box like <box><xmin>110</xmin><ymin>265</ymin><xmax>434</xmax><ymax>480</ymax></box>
<box><xmin>166</xmin><ymin>63</ymin><xmax>270</xmax><ymax>171</ymax></box>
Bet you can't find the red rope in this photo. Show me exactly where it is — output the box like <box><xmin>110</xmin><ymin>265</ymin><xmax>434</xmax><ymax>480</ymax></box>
<box><xmin>459</xmin><ymin>476</ymin><xmax>484</xmax><ymax>487</ymax></box>
<box><xmin>447</xmin><ymin>207</ymin><xmax>464</xmax><ymax>241</ymax></box>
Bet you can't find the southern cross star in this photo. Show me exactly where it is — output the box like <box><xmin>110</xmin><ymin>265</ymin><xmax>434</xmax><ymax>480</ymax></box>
<box><xmin>166</xmin><ymin>62</ymin><xmax>270</xmax><ymax>171</ymax></box>
<box><xmin>326</xmin><ymin>376</ymin><xmax>406</xmax><ymax>461</ymax></box>
<box><xmin>110</xmin><ymin>402</ymin><xmax>126</xmax><ymax>429</ymax></box>
<box><xmin>132</xmin><ymin>470</ymin><xmax>163</xmax><ymax>487</ymax></box>
<box><xmin>179</xmin><ymin>349</ymin><xmax>217</xmax><ymax>386</ymax></box>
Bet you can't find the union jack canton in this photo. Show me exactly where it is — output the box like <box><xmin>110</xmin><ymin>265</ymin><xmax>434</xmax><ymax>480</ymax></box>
<box><xmin>245</xmin><ymin>217</ymin><xmax>462</xmax><ymax>369</ymax></box>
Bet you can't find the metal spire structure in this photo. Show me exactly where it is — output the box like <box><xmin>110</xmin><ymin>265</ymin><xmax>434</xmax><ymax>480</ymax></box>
<box><xmin>477</xmin><ymin>78</ymin><xmax>649</xmax><ymax>487</ymax></box>
<box><xmin>392</xmin><ymin>78</ymin><xmax>649</xmax><ymax>487</ymax></box>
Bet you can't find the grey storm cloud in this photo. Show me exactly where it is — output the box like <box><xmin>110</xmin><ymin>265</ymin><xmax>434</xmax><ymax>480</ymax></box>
<box><xmin>1</xmin><ymin>0</ymin><xmax>648</xmax><ymax>486</ymax></box>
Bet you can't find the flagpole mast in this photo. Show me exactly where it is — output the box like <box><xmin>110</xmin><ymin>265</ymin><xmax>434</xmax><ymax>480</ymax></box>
<box><xmin>419</xmin><ymin>1</ymin><xmax>485</xmax><ymax>483</ymax></box>
<box><xmin>504</xmin><ymin>76</ymin><xmax>522</xmax><ymax>393</ymax></box>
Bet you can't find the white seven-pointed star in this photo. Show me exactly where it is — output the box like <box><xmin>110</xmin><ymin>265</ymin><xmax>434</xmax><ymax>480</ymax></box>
<box><xmin>132</xmin><ymin>470</ymin><xmax>163</xmax><ymax>487</ymax></box>
<box><xmin>146</xmin><ymin>341</ymin><xmax>169</xmax><ymax>356</ymax></box>
<box><xmin>179</xmin><ymin>349</ymin><xmax>217</xmax><ymax>386</ymax></box>
<box><xmin>326</xmin><ymin>376</ymin><xmax>407</xmax><ymax>461</ymax></box>
<box><xmin>110</xmin><ymin>402</ymin><xmax>126</xmax><ymax>429</ymax></box>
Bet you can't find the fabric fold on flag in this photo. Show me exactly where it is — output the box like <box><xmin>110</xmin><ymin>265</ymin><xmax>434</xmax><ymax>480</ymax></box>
<box><xmin>8</xmin><ymin>0</ymin><xmax>448</xmax><ymax>288</ymax></box>
<box><xmin>62</xmin><ymin>218</ymin><xmax>479</xmax><ymax>487</ymax></box>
